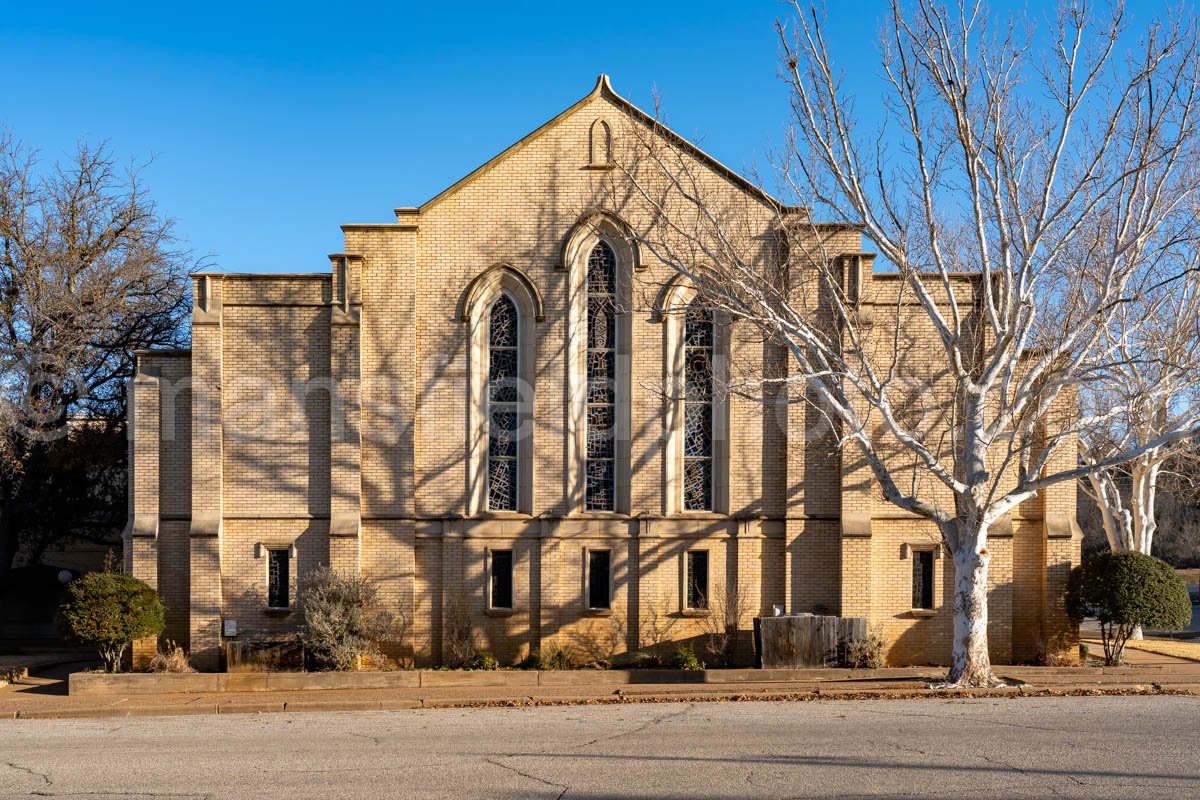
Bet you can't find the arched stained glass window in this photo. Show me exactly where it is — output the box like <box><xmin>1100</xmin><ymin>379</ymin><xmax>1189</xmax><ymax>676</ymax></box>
<box><xmin>487</xmin><ymin>295</ymin><xmax>519</xmax><ymax>511</ymax></box>
<box><xmin>683</xmin><ymin>305</ymin><xmax>714</xmax><ymax>511</ymax></box>
<box><xmin>585</xmin><ymin>242</ymin><xmax>617</xmax><ymax>511</ymax></box>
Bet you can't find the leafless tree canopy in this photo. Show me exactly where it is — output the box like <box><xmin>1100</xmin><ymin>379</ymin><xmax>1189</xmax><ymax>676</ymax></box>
<box><xmin>610</xmin><ymin>0</ymin><xmax>1200</xmax><ymax>686</ymax></box>
<box><xmin>0</xmin><ymin>134</ymin><xmax>190</xmax><ymax>577</ymax></box>
<box><xmin>1079</xmin><ymin>252</ymin><xmax>1200</xmax><ymax>561</ymax></box>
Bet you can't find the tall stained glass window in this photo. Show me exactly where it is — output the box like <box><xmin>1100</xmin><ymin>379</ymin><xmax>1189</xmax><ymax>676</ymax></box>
<box><xmin>683</xmin><ymin>306</ymin><xmax>714</xmax><ymax>511</ymax></box>
<box><xmin>488</xmin><ymin>295</ymin><xmax>519</xmax><ymax>511</ymax></box>
<box><xmin>586</xmin><ymin>242</ymin><xmax>617</xmax><ymax>511</ymax></box>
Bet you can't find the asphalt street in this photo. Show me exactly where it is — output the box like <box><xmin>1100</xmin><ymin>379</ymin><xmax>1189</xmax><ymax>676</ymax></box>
<box><xmin>1</xmin><ymin>695</ymin><xmax>1197</xmax><ymax>799</ymax></box>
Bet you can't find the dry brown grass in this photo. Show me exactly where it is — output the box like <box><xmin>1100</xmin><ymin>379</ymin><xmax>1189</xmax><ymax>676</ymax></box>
<box><xmin>148</xmin><ymin>641</ymin><xmax>196</xmax><ymax>673</ymax></box>
<box><xmin>1083</xmin><ymin>636</ymin><xmax>1200</xmax><ymax>663</ymax></box>
<box><xmin>1121</xmin><ymin>638</ymin><xmax>1200</xmax><ymax>662</ymax></box>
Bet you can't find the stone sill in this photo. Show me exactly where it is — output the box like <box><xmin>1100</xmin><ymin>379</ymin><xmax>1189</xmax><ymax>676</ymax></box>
<box><xmin>484</xmin><ymin>608</ymin><xmax>519</xmax><ymax>618</ymax></box>
<box><xmin>909</xmin><ymin>609</ymin><xmax>938</xmax><ymax>618</ymax></box>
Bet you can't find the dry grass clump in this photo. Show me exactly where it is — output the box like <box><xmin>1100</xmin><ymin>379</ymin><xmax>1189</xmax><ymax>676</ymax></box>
<box><xmin>148</xmin><ymin>640</ymin><xmax>195</xmax><ymax>673</ymax></box>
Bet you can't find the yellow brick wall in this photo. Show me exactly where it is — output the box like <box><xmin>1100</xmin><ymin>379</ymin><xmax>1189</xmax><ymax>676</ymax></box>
<box><xmin>222</xmin><ymin>301</ymin><xmax>331</xmax><ymax>517</ymax></box>
<box><xmin>126</xmin><ymin>79</ymin><xmax>1079</xmax><ymax>670</ymax></box>
<box><xmin>220</xmin><ymin>518</ymin><xmax>325</xmax><ymax>640</ymax></box>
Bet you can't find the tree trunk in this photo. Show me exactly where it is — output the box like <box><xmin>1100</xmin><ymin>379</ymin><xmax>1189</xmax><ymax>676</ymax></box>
<box><xmin>944</xmin><ymin>526</ymin><xmax>998</xmax><ymax>687</ymax></box>
<box><xmin>1130</xmin><ymin>458</ymin><xmax>1159</xmax><ymax>556</ymax></box>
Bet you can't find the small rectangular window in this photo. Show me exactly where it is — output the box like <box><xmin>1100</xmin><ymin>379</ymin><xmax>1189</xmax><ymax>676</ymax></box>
<box><xmin>912</xmin><ymin>549</ymin><xmax>934</xmax><ymax>610</ymax></box>
<box><xmin>489</xmin><ymin>549</ymin><xmax>514</xmax><ymax>610</ymax></box>
<box><xmin>267</xmin><ymin>549</ymin><xmax>290</xmax><ymax>608</ymax></box>
<box><xmin>587</xmin><ymin>549</ymin><xmax>611</xmax><ymax>610</ymax></box>
<box><xmin>686</xmin><ymin>550</ymin><xmax>709</xmax><ymax>610</ymax></box>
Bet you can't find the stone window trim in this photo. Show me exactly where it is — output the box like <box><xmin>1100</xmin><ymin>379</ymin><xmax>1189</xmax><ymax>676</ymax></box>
<box><xmin>658</xmin><ymin>278</ymin><xmax>730</xmax><ymax>516</ymax></box>
<box><xmin>463</xmin><ymin>266</ymin><xmax>542</xmax><ymax>517</ymax></box>
<box><xmin>485</xmin><ymin>547</ymin><xmax>517</xmax><ymax>614</ymax></box>
<box><xmin>587</xmin><ymin>118</ymin><xmax>613</xmax><ymax>169</ymax></box>
<box><xmin>563</xmin><ymin>214</ymin><xmax>638</xmax><ymax>515</ymax></box>
<box><xmin>901</xmin><ymin>542</ymin><xmax>941</xmax><ymax>615</ymax></box>
<box><xmin>680</xmin><ymin>548</ymin><xmax>711</xmax><ymax>615</ymax></box>
<box><xmin>582</xmin><ymin>546</ymin><xmax>615</xmax><ymax>614</ymax></box>
<box><xmin>256</xmin><ymin>541</ymin><xmax>298</xmax><ymax>611</ymax></box>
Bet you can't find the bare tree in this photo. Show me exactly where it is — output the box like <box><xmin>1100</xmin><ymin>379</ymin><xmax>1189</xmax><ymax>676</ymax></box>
<box><xmin>0</xmin><ymin>134</ymin><xmax>189</xmax><ymax>578</ymax></box>
<box><xmin>698</xmin><ymin>581</ymin><xmax>751</xmax><ymax>667</ymax></box>
<box><xmin>1080</xmin><ymin>265</ymin><xmax>1200</xmax><ymax>569</ymax></box>
<box><xmin>609</xmin><ymin>0</ymin><xmax>1200</xmax><ymax>686</ymax></box>
<box><xmin>441</xmin><ymin>595</ymin><xmax>476</xmax><ymax>667</ymax></box>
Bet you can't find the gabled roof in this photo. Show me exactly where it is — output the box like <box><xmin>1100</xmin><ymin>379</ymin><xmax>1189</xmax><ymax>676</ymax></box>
<box><xmin>418</xmin><ymin>74</ymin><xmax>790</xmax><ymax>212</ymax></box>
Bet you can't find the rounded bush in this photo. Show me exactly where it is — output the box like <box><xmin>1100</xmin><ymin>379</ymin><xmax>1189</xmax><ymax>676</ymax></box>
<box><xmin>301</xmin><ymin>567</ymin><xmax>395</xmax><ymax>671</ymax></box>
<box><xmin>670</xmin><ymin>644</ymin><xmax>705</xmax><ymax>671</ymax></box>
<box><xmin>466</xmin><ymin>650</ymin><xmax>499</xmax><ymax>671</ymax></box>
<box><xmin>1065</xmin><ymin>551</ymin><xmax>1191</xmax><ymax>664</ymax></box>
<box><xmin>60</xmin><ymin>571</ymin><xmax>164</xmax><ymax>672</ymax></box>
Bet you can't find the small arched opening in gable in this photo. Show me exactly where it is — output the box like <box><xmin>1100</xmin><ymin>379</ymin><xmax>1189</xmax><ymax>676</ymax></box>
<box><xmin>589</xmin><ymin>118</ymin><xmax>612</xmax><ymax>167</ymax></box>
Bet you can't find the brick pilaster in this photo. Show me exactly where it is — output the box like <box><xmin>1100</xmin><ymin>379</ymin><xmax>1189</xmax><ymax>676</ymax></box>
<box><xmin>439</xmin><ymin>520</ymin><xmax>464</xmax><ymax>665</ymax></box>
<box><xmin>838</xmin><ymin>254</ymin><xmax>875</xmax><ymax>619</ymax></box>
<box><xmin>127</xmin><ymin>368</ymin><xmax>161</xmax><ymax>669</ymax></box>
<box><xmin>189</xmin><ymin>274</ymin><xmax>224</xmax><ymax>671</ymax></box>
<box><xmin>329</xmin><ymin>254</ymin><xmax>363</xmax><ymax>574</ymax></box>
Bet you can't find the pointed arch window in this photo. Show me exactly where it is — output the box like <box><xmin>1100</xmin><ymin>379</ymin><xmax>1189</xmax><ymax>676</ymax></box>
<box><xmin>487</xmin><ymin>295</ymin><xmax>519</xmax><ymax>511</ymax></box>
<box><xmin>683</xmin><ymin>306</ymin><xmax>714</xmax><ymax>511</ymax></box>
<box><xmin>586</xmin><ymin>241</ymin><xmax>617</xmax><ymax>511</ymax></box>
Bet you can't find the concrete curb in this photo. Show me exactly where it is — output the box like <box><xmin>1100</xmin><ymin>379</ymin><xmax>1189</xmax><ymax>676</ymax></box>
<box><xmin>69</xmin><ymin>665</ymin><xmax>1137</xmax><ymax>696</ymax></box>
<box><xmin>13</xmin><ymin>684</ymin><xmax>1199</xmax><ymax>720</ymax></box>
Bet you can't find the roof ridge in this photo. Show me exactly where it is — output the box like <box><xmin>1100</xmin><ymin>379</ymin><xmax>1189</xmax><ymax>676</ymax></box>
<box><xmin>416</xmin><ymin>74</ymin><xmax>790</xmax><ymax>213</ymax></box>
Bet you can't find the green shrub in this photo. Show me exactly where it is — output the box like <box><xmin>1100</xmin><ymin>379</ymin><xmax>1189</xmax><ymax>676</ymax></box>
<box><xmin>1065</xmin><ymin>551</ymin><xmax>1192</xmax><ymax>665</ymax></box>
<box><xmin>540</xmin><ymin>644</ymin><xmax>578</xmax><ymax>670</ymax></box>
<box><xmin>60</xmin><ymin>572</ymin><xmax>164</xmax><ymax>672</ymax></box>
<box><xmin>466</xmin><ymin>650</ymin><xmax>499</xmax><ymax>670</ymax></box>
<box><xmin>626</xmin><ymin>651</ymin><xmax>664</xmax><ymax>669</ymax></box>
<box><xmin>301</xmin><ymin>567</ymin><xmax>394</xmax><ymax>671</ymax></box>
<box><xmin>670</xmin><ymin>644</ymin><xmax>704</xmax><ymax>671</ymax></box>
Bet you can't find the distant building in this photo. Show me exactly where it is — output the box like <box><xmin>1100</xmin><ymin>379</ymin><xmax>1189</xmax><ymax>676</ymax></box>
<box><xmin>127</xmin><ymin>76</ymin><xmax>1079</xmax><ymax>670</ymax></box>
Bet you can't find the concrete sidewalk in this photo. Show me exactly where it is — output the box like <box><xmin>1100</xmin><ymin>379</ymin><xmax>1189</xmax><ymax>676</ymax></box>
<box><xmin>0</xmin><ymin>648</ymin><xmax>95</xmax><ymax>686</ymax></box>
<box><xmin>4</xmin><ymin>649</ymin><xmax>1198</xmax><ymax>720</ymax></box>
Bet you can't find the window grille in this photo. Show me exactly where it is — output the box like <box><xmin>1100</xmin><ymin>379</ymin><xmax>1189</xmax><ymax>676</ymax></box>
<box><xmin>683</xmin><ymin>306</ymin><xmax>714</xmax><ymax>510</ymax></box>
<box><xmin>267</xmin><ymin>549</ymin><xmax>290</xmax><ymax>608</ymax></box>
<box><xmin>488</xmin><ymin>296</ymin><xmax>519</xmax><ymax>511</ymax></box>
<box><xmin>586</xmin><ymin>242</ymin><xmax>617</xmax><ymax>511</ymax></box>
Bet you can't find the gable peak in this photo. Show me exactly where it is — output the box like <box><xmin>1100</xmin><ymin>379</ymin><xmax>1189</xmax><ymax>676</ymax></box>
<box><xmin>591</xmin><ymin>74</ymin><xmax>617</xmax><ymax>98</ymax></box>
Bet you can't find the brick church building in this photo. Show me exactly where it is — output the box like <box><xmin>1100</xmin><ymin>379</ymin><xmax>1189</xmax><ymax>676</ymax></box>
<box><xmin>126</xmin><ymin>76</ymin><xmax>1080</xmax><ymax>670</ymax></box>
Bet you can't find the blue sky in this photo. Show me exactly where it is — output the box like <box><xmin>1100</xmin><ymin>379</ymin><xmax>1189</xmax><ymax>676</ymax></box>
<box><xmin>1</xmin><ymin>1</ymin><xmax>1034</xmax><ymax>273</ymax></box>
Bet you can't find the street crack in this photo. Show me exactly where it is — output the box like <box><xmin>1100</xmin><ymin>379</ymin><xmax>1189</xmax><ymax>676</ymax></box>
<box><xmin>6</xmin><ymin>762</ymin><xmax>51</xmax><ymax>786</ymax></box>
<box><xmin>484</xmin><ymin>756</ymin><xmax>568</xmax><ymax>800</ymax></box>
<box><xmin>574</xmin><ymin>703</ymin><xmax>696</xmax><ymax>749</ymax></box>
